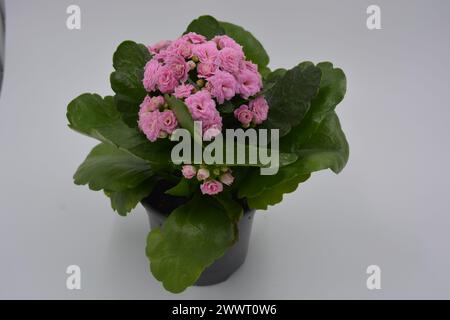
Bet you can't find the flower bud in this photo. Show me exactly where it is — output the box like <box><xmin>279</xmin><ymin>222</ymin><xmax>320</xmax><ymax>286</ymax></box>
<box><xmin>196</xmin><ymin>79</ymin><xmax>205</xmax><ymax>88</ymax></box>
<box><xmin>197</xmin><ymin>168</ymin><xmax>210</xmax><ymax>181</ymax></box>
<box><xmin>219</xmin><ymin>172</ymin><xmax>234</xmax><ymax>186</ymax></box>
<box><xmin>181</xmin><ymin>165</ymin><xmax>197</xmax><ymax>179</ymax></box>
<box><xmin>188</xmin><ymin>60</ymin><xmax>196</xmax><ymax>70</ymax></box>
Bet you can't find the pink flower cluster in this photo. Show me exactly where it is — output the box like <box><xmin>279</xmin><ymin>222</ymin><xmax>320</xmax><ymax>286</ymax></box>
<box><xmin>138</xmin><ymin>32</ymin><xmax>270</xmax><ymax>195</ymax></box>
<box><xmin>140</xmin><ymin>32</ymin><xmax>269</xmax><ymax>142</ymax></box>
<box><xmin>138</xmin><ymin>96</ymin><xmax>178</xmax><ymax>142</ymax></box>
<box><xmin>181</xmin><ymin>165</ymin><xmax>234</xmax><ymax>195</ymax></box>
<box><xmin>233</xmin><ymin>96</ymin><xmax>269</xmax><ymax>128</ymax></box>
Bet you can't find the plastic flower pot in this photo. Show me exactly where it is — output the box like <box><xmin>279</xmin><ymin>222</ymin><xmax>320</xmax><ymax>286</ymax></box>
<box><xmin>141</xmin><ymin>181</ymin><xmax>255</xmax><ymax>286</ymax></box>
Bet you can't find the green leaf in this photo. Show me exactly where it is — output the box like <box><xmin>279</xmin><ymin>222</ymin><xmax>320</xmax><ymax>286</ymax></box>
<box><xmin>185</xmin><ymin>15</ymin><xmax>225</xmax><ymax>40</ymax></box>
<box><xmin>165</xmin><ymin>179</ymin><xmax>192</xmax><ymax>197</ymax></box>
<box><xmin>214</xmin><ymin>192</ymin><xmax>243</xmax><ymax>223</ymax></box>
<box><xmin>165</xmin><ymin>95</ymin><xmax>195</xmax><ymax>135</ymax></box>
<box><xmin>110</xmin><ymin>41</ymin><xmax>151</xmax><ymax>127</ymax></box>
<box><xmin>220</xmin><ymin>136</ymin><xmax>297</xmax><ymax>167</ymax></box>
<box><xmin>263</xmin><ymin>68</ymin><xmax>287</xmax><ymax>92</ymax></box>
<box><xmin>238</xmin><ymin>161</ymin><xmax>311</xmax><ymax>210</ymax></box>
<box><xmin>293</xmin><ymin>112</ymin><xmax>349</xmax><ymax>174</ymax></box>
<box><xmin>264</xmin><ymin>62</ymin><xmax>322</xmax><ymax>137</ymax></box>
<box><xmin>281</xmin><ymin>62</ymin><xmax>347</xmax><ymax>151</ymax></box>
<box><xmin>106</xmin><ymin>179</ymin><xmax>157</xmax><ymax>216</ymax></box>
<box><xmin>112</xmin><ymin>41</ymin><xmax>151</xmax><ymax>71</ymax></box>
<box><xmin>218</xmin><ymin>21</ymin><xmax>270</xmax><ymax>71</ymax></box>
<box><xmin>218</xmin><ymin>101</ymin><xmax>236</xmax><ymax>114</ymax></box>
<box><xmin>279</xmin><ymin>152</ymin><xmax>298</xmax><ymax>166</ymax></box>
<box><xmin>146</xmin><ymin>196</ymin><xmax>234</xmax><ymax>293</ymax></box>
<box><xmin>114</xmin><ymin>94</ymin><xmax>140</xmax><ymax>128</ymax></box>
<box><xmin>67</xmin><ymin>93</ymin><xmax>171</xmax><ymax>167</ymax></box>
<box><xmin>239</xmin><ymin>112</ymin><xmax>348</xmax><ymax>210</ymax></box>
<box><xmin>259</xmin><ymin>66</ymin><xmax>271</xmax><ymax>78</ymax></box>
<box><xmin>74</xmin><ymin>143</ymin><xmax>153</xmax><ymax>191</ymax></box>
<box><xmin>245</xmin><ymin>172</ymin><xmax>310</xmax><ymax>210</ymax></box>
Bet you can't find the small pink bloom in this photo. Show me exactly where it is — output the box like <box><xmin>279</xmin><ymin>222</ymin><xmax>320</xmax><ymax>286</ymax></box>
<box><xmin>138</xmin><ymin>95</ymin><xmax>164</xmax><ymax>117</ymax></box>
<box><xmin>158</xmin><ymin>110</ymin><xmax>178</xmax><ymax>134</ymax></box>
<box><xmin>143</xmin><ymin>59</ymin><xmax>161</xmax><ymax>92</ymax></box>
<box><xmin>197</xmin><ymin>62</ymin><xmax>218</xmax><ymax>78</ymax></box>
<box><xmin>217</xmin><ymin>47</ymin><xmax>243</xmax><ymax>74</ymax></box>
<box><xmin>240</xmin><ymin>60</ymin><xmax>258</xmax><ymax>73</ymax></box>
<box><xmin>206</xmin><ymin>112</ymin><xmax>224</xmax><ymax>140</ymax></box>
<box><xmin>167</xmin><ymin>38</ymin><xmax>193</xmax><ymax>59</ymax></box>
<box><xmin>206</xmin><ymin>70</ymin><xmax>237</xmax><ymax>104</ymax></box>
<box><xmin>236</xmin><ymin>69</ymin><xmax>262</xmax><ymax>99</ymax></box>
<box><xmin>138</xmin><ymin>111</ymin><xmax>161</xmax><ymax>142</ymax></box>
<box><xmin>197</xmin><ymin>168</ymin><xmax>210</xmax><ymax>181</ymax></box>
<box><xmin>192</xmin><ymin>41</ymin><xmax>219</xmax><ymax>63</ymax></box>
<box><xmin>188</xmin><ymin>60</ymin><xmax>196</xmax><ymax>69</ymax></box>
<box><xmin>165</xmin><ymin>54</ymin><xmax>190</xmax><ymax>82</ymax></box>
<box><xmin>234</xmin><ymin>105</ymin><xmax>253</xmax><ymax>127</ymax></box>
<box><xmin>219</xmin><ymin>172</ymin><xmax>234</xmax><ymax>186</ymax></box>
<box><xmin>157</xmin><ymin>65</ymin><xmax>178</xmax><ymax>93</ymax></box>
<box><xmin>249</xmin><ymin>96</ymin><xmax>269</xmax><ymax>124</ymax></box>
<box><xmin>148</xmin><ymin>40</ymin><xmax>171</xmax><ymax>54</ymax></box>
<box><xmin>185</xmin><ymin>90</ymin><xmax>217</xmax><ymax>121</ymax></box>
<box><xmin>154</xmin><ymin>50</ymin><xmax>171</xmax><ymax>62</ymax></box>
<box><xmin>182</xmin><ymin>32</ymin><xmax>207</xmax><ymax>44</ymax></box>
<box><xmin>174</xmin><ymin>84</ymin><xmax>194</xmax><ymax>99</ymax></box>
<box><xmin>213</xmin><ymin>35</ymin><xmax>243</xmax><ymax>54</ymax></box>
<box><xmin>200</xmin><ymin>180</ymin><xmax>224</xmax><ymax>195</ymax></box>
<box><xmin>181</xmin><ymin>165</ymin><xmax>197</xmax><ymax>179</ymax></box>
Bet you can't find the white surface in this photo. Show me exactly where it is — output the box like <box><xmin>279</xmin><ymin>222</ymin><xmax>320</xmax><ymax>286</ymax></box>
<box><xmin>1</xmin><ymin>0</ymin><xmax>450</xmax><ymax>299</ymax></box>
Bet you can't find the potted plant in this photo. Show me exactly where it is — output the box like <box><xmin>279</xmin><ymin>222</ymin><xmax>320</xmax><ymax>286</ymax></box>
<box><xmin>67</xmin><ymin>15</ymin><xmax>348</xmax><ymax>293</ymax></box>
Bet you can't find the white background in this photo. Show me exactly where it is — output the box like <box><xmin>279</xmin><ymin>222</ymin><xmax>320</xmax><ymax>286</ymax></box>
<box><xmin>1</xmin><ymin>0</ymin><xmax>450</xmax><ymax>299</ymax></box>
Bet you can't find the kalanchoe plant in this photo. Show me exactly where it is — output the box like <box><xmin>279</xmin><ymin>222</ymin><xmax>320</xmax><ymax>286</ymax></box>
<box><xmin>67</xmin><ymin>15</ymin><xmax>348</xmax><ymax>293</ymax></box>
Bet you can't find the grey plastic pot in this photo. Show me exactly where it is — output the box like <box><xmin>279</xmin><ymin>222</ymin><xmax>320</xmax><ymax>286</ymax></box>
<box><xmin>141</xmin><ymin>182</ymin><xmax>255</xmax><ymax>286</ymax></box>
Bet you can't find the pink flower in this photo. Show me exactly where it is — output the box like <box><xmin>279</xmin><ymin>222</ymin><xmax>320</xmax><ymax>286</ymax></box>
<box><xmin>138</xmin><ymin>111</ymin><xmax>160</xmax><ymax>142</ymax></box>
<box><xmin>158</xmin><ymin>110</ymin><xmax>178</xmax><ymax>134</ymax></box>
<box><xmin>165</xmin><ymin>54</ymin><xmax>189</xmax><ymax>82</ymax></box>
<box><xmin>167</xmin><ymin>38</ymin><xmax>192</xmax><ymax>59</ymax></box>
<box><xmin>182</xmin><ymin>32</ymin><xmax>207</xmax><ymax>44</ymax></box>
<box><xmin>217</xmin><ymin>47</ymin><xmax>243</xmax><ymax>74</ymax></box>
<box><xmin>197</xmin><ymin>62</ymin><xmax>218</xmax><ymax>78</ymax></box>
<box><xmin>202</xmin><ymin>113</ymin><xmax>223</xmax><ymax>140</ymax></box>
<box><xmin>236</xmin><ymin>69</ymin><xmax>262</xmax><ymax>99</ymax></box>
<box><xmin>148</xmin><ymin>40</ymin><xmax>171</xmax><ymax>54</ymax></box>
<box><xmin>174</xmin><ymin>84</ymin><xmax>194</xmax><ymax>99</ymax></box>
<box><xmin>197</xmin><ymin>168</ymin><xmax>210</xmax><ymax>181</ymax></box>
<box><xmin>213</xmin><ymin>35</ymin><xmax>243</xmax><ymax>54</ymax></box>
<box><xmin>138</xmin><ymin>95</ymin><xmax>164</xmax><ymax>117</ymax></box>
<box><xmin>234</xmin><ymin>105</ymin><xmax>253</xmax><ymax>127</ymax></box>
<box><xmin>206</xmin><ymin>70</ymin><xmax>237</xmax><ymax>104</ymax></box>
<box><xmin>219</xmin><ymin>172</ymin><xmax>234</xmax><ymax>186</ymax></box>
<box><xmin>240</xmin><ymin>60</ymin><xmax>258</xmax><ymax>73</ymax></box>
<box><xmin>157</xmin><ymin>65</ymin><xmax>178</xmax><ymax>93</ymax></box>
<box><xmin>184</xmin><ymin>90</ymin><xmax>223</xmax><ymax>138</ymax></box>
<box><xmin>249</xmin><ymin>96</ymin><xmax>269</xmax><ymax>124</ymax></box>
<box><xmin>154</xmin><ymin>50</ymin><xmax>171</xmax><ymax>62</ymax></box>
<box><xmin>188</xmin><ymin>60</ymin><xmax>196</xmax><ymax>70</ymax></box>
<box><xmin>185</xmin><ymin>90</ymin><xmax>217</xmax><ymax>121</ymax></box>
<box><xmin>192</xmin><ymin>41</ymin><xmax>219</xmax><ymax>63</ymax></box>
<box><xmin>200</xmin><ymin>180</ymin><xmax>223</xmax><ymax>195</ymax></box>
<box><xmin>143</xmin><ymin>60</ymin><xmax>161</xmax><ymax>92</ymax></box>
<box><xmin>181</xmin><ymin>165</ymin><xmax>197</xmax><ymax>179</ymax></box>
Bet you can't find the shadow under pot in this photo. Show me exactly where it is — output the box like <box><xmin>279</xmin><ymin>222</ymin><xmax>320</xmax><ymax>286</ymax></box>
<box><xmin>141</xmin><ymin>181</ymin><xmax>255</xmax><ymax>286</ymax></box>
